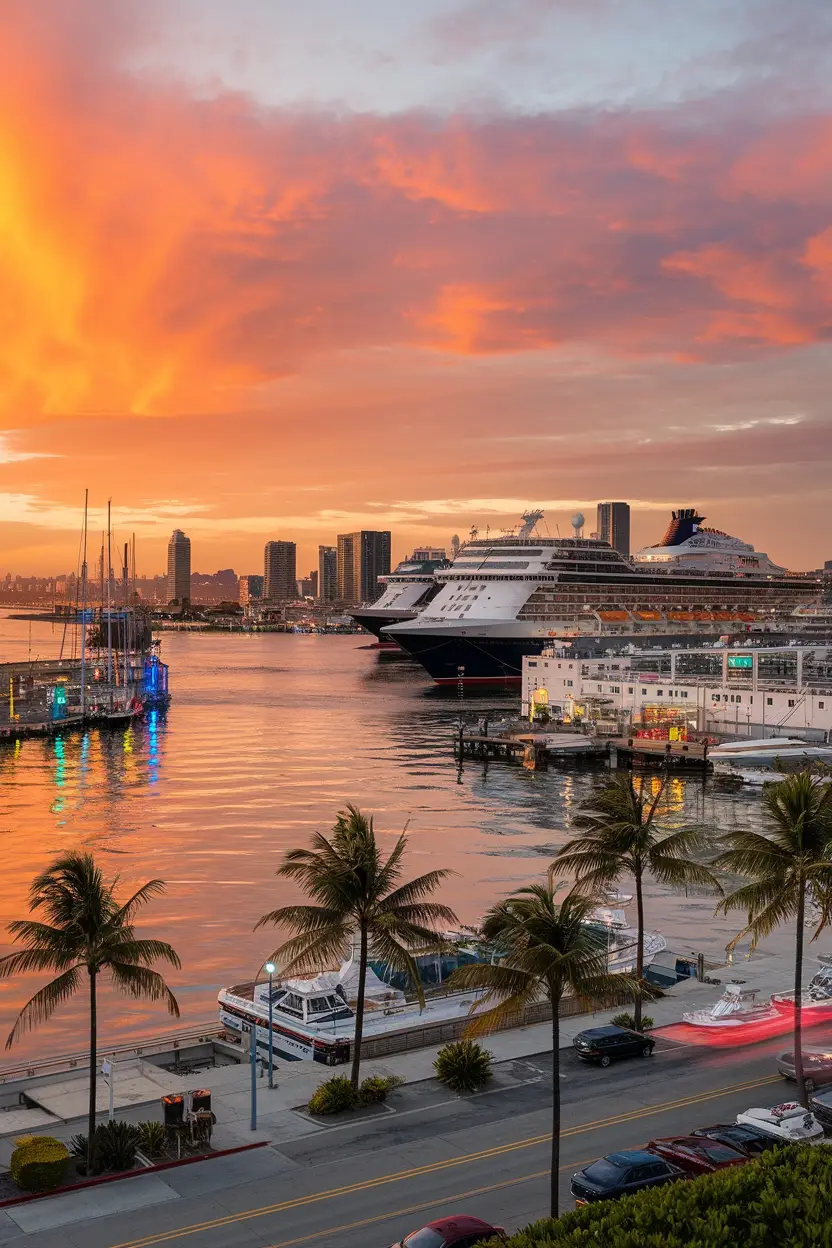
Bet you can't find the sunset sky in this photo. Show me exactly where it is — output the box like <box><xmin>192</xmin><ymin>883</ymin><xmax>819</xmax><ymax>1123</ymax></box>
<box><xmin>2</xmin><ymin>0</ymin><xmax>831</xmax><ymax>576</ymax></box>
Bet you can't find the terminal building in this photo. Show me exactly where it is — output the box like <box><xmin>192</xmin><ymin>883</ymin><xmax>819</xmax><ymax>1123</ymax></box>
<box><xmin>522</xmin><ymin>644</ymin><xmax>832</xmax><ymax>742</ymax></box>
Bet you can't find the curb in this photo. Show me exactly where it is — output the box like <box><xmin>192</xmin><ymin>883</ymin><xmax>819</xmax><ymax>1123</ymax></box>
<box><xmin>0</xmin><ymin>1139</ymin><xmax>270</xmax><ymax>1210</ymax></box>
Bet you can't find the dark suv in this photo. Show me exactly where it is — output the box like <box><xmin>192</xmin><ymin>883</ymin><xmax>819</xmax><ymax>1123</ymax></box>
<box><xmin>573</xmin><ymin>1025</ymin><xmax>655</xmax><ymax>1067</ymax></box>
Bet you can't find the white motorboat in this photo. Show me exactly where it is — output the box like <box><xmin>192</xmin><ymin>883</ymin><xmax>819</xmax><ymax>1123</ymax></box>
<box><xmin>682</xmin><ymin>982</ymin><xmax>781</xmax><ymax>1028</ymax></box>
<box><xmin>736</xmin><ymin>1103</ymin><xmax>825</xmax><ymax>1144</ymax></box>
<box><xmin>772</xmin><ymin>956</ymin><xmax>832</xmax><ymax>1017</ymax></box>
<box><xmin>710</xmin><ymin>738</ymin><xmax>832</xmax><ymax>770</ymax></box>
<box><xmin>585</xmin><ymin>907</ymin><xmax>667</xmax><ymax>973</ymax></box>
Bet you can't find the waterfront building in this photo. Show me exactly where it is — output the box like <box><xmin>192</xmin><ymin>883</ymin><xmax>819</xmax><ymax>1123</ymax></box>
<box><xmin>521</xmin><ymin>644</ymin><xmax>832</xmax><ymax>741</ymax></box>
<box><xmin>297</xmin><ymin>572</ymin><xmax>318</xmax><ymax>599</ymax></box>
<box><xmin>597</xmin><ymin>502</ymin><xmax>630</xmax><ymax>556</ymax></box>
<box><xmin>238</xmin><ymin>574</ymin><xmax>264</xmax><ymax>606</ymax></box>
<box><xmin>318</xmin><ymin>546</ymin><xmax>337</xmax><ymax>602</ymax></box>
<box><xmin>264</xmin><ymin>541</ymin><xmax>297</xmax><ymax>602</ymax></box>
<box><xmin>337</xmin><ymin>531</ymin><xmax>391</xmax><ymax>604</ymax></box>
<box><xmin>166</xmin><ymin>530</ymin><xmax>191</xmax><ymax>603</ymax></box>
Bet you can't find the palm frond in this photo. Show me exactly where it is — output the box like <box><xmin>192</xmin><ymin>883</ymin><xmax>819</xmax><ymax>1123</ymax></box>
<box><xmin>103</xmin><ymin>939</ymin><xmax>181</xmax><ymax>970</ymax></box>
<box><xmin>5</xmin><ymin>967</ymin><xmax>82</xmax><ymax>1048</ymax></box>
<box><xmin>254</xmin><ymin>904</ymin><xmax>345</xmax><ymax>933</ymax></box>
<box><xmin>382</xmin><ymin>870</ymin><xmax>458</xmax><ymax>911</ymax></box>
<box><xmin>0</xmin><ymin>946</ymin><xmax>80</xmax><ymax>978</ymax></box>
<box><xmin>109</xmin><ymin>879</ymin><xmax>168</xmax><ymax>926</ymax></box>
<box><xmin>269</xmin><ymin>927</ymin><xmax>352</xmax><ymax>977</ymax></box>
<box><xmin>108</xmin><ymin>963</ymin><xmax>180</xmax><ymax>1016</ymax></box>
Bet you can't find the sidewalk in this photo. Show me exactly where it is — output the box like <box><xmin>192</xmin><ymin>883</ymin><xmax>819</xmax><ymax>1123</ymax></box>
<box><xmin>0</xmin><ymin>940</ymin><xmax>803</xmax><ymax>1161</ymax></box>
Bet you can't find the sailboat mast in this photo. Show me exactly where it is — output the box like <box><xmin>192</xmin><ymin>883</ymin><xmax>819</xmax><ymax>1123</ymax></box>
<box><xmin>123</xmin><ymin>542</ymin><xmax>129</xmax><ymax>702</ymax></box>
<box><xmin>80</xmin><ymin>490</ymin><xmax>88</xmax><ymax>719</ymax></box>
<box><xmin>106</xmin><ymin>500</ymin><xmax>113</xmax><ymax>704</ymax></box>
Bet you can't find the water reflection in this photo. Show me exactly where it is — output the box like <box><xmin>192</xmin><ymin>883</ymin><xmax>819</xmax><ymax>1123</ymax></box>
<box><xmin>0</xmin><ymin>615</ymin><xmax>773</xmax><ymax>1057</ymax></box>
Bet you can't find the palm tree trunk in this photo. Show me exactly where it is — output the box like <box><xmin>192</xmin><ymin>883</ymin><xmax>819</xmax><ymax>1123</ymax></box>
<box><xmin>87</xmin><ymin>968</ymin><xmax>97</xmax><ymax>1172</ymax></box>
<box><xmin>550</xmin><ymin>996</ymin><xmax>561</xmax><ymax>1220</ymax></box>
<box><xmin>794</xmin><ymin>880</ymin><xmax>807</xmax><ymax>1106</ymax></box>
<box><xmin>350</xmin><ymin>925</ymin><xmax>368</xmax><ymax>1091</ymax></box>
<box><xmin>634</xmin><ymin>864</ymin><xmax>644</xmax><ymax>1031</ymax></box>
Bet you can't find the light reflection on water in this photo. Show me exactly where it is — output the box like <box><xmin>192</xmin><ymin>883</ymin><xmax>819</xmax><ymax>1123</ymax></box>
<box><xmin>0</xmin><ymin>615</ymin><xmax>770</xmax><ymax>1058</ymax></box>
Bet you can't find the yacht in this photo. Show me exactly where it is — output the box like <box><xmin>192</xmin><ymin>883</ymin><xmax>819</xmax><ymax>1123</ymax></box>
<box><xmin>710</xmin><ymin>738</ymin><xmax>832</xmax><ymax>771</ymax></box>
<box><xmin>682</xmin><ymin>982</ymin><xmax>782</xmax><ymax>1028</ymax></box>
<box><xmin>350</xmin><ymin>548</ymin><xmax>449</xmax><ymax>643</ymax></box>
<box><xmin>772</xmin><ymin>956</ymin><xmax>832</xmax><ymax>1018</ymax></box>
<box><xmin>383</xmin><ymin>509</ymin><xmax>822</xmax><ymax>687</ymax></box>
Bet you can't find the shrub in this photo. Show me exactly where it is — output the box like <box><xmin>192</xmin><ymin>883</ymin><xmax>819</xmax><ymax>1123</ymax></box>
<box><xmin>358</xmin><ymin>1074</ymin><xmax>405</xmax><ymax>1105</ymax></box>
<box><xmin>494</xmin><ymin>1145</ymin><xmax>831</xmax><ymax>1247</ymax></box>
<box><xmin>10</xmin><ymin>1134</ymin><xmax>70</xmax><ymax>1193</ymax></box>
<box><xmin>93</xmin><ymin>1120</ymin><xmax>141</xmax><ymax>1171</ymax></box>
<box><xmin>137</xmin><ymin>1120</ymin><xmax>167</xmax><ymax>1158</ymax></box>
<box><xmin>308</xmin><ymin>1075</ymin><xmax>358</xmax><ymax>1115</ymax></box>
<box><xmin>611</xmin><ymin>1012</ymin><xmax>654</xmax><ymax>1032</ymax></box>
<box><xmin>68</xmin><ymin>1132</ymin><xmax>88</xmax><ymax>1159</ymax></box>
<box><xmin>434</xmin><ymin>1040</ymin><xmax>493</xmax><ymax>1093</ymax></box>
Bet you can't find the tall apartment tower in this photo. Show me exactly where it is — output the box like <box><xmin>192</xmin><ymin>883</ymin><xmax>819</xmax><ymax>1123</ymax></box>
<box><xmin>166</xmin><ymin>529</ymin><xmax>191</xmax><ymax>603</ymax></box>
<box><xmin>318</xmin><ymin>545</ymin><xmax>338</xmax><ymax>602</ymax></box>
<box><xmin>596</xmin><ymin>502</ymin><xmax>631</xmax><ymax>557</ymax></box>
<box><xmin>263</xmin><ymin>541</ymin><xmax>297</xmax><ymax>602</ymax></box>
<box><xmin>337</xmin><ymin>531</ymin><xmax>391</xmax><ymax>603</ymax></box>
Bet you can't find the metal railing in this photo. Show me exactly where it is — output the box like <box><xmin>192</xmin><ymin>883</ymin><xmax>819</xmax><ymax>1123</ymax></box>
<box><xmin>0</xmin><ymin>1025</ymin><xmax>222</xmax><ymax>1085</ymax></box>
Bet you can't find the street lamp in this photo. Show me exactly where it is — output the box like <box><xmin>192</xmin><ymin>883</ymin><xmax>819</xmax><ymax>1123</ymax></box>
<box><xmin>265</xmin><ymin>962</ymin><xmax>277</xmax><ymax>1089</ymax></box>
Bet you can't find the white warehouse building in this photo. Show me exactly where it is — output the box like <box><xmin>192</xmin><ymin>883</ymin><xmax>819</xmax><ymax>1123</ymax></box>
<box><xmin>521</xmin><ymin>645</ymin><xmax>832</xmax><ymax>742</ymax></box>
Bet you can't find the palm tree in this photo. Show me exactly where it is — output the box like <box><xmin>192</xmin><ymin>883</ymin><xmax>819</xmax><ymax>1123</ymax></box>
<box><xmin>715</xmin><ymin>772</ymin><xmax>832</xmax><ymax>1106</ymax></box>
<box><xmin>0</xmin><ymin>852</ymin><xmax>180</xmax><ymax>1171</ymax></box>
<box><xmin>553</xmin><ymin>774</ymin><xmax>721</xmax><ymax>1029</ymax></box>
<box><xmin>446</xmin><ymin>883</ymin><xmax>654</xmax><ymax>1218</ymax></box>
<box><xmin>256</xmin><ymin>805</ymin><xmax>457</xmax><ymax>1090</ymax></box>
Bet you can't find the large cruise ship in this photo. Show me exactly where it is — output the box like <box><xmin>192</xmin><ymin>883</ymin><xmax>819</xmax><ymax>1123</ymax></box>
<box><xmin>383</xmin><ymin>509</ymin><xmax>822</xmax><ymax>686</ymax></box>
<box><xmin>350</xmin><ymin>547</ymin><xmax>450</xmax><ymax>641</ymax></box>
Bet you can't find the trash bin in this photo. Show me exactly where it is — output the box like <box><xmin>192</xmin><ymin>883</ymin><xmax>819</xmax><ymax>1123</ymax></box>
<box><xmin>162</xmin><ymin>1094</ymin><xmax>184</xmax><ymax>1125</ymax></box>
<box><xmin>191</xmin><ymin>1089</ymin><xmax>212</xmax><ymax>1113</ymax></box>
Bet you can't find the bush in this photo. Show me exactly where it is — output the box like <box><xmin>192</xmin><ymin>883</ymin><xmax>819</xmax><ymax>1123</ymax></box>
<box><xmin>10</xmin><ymin>1134</ymin><xmax>70</xmax><ymax>1193</ymax></box>
<box><xmin>495</xmin><ymin>1145</ymin><xmax>831</xmax><ymax>1247</ymax></box>
<box><xmin>93</xmin><ymin>1120</ymin><xmax>141</xmax><ymax>1171</ymax></box>
<box><xmin>434</xmin><ymin>1040</ymin><xmax>493</xmax><ymax>1093</ymax></box>
<box><xmin>137</xmin><ymin>1120</ymin><xmax>167</xmax><ymax>1158</ymax></box>
<box><xmin>68</xmin><ymin>1132</ymin><xmax>88</xmax><ymax>1159</ymax></box>
<box><xmin>611</xmin><ymin>1012</ymin><xmax>654</xmax><ymax>1032</ymax></box>
<box><xmin>308</xmin><ymin>1075</ymin><xmax>359</xmax><ymax>1115</ymax></box>
<box><xmin>358</xmin><ymin>1075</ymin><xmax>405</xmax><ymax>1105</ymax></box>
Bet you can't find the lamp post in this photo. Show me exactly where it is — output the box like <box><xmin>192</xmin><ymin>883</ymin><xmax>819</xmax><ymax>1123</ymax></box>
<box><xmin>265</xmin><ymin>962</ymin><xmax>276</xmax><ymax>1089</ymax></box>
<box><xmin>249</xmin><ymin>1014</ymin><xmax>257</xmax><ymax>1131</ymax></box>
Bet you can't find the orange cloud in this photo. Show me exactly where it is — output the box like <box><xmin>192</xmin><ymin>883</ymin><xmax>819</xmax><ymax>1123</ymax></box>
<box><xmin>1</xmin><ymin>2</ymin><xmax>832</xmax><ymax>424</ymax></box>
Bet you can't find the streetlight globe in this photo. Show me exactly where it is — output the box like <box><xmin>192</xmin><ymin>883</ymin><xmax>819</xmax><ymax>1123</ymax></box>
<box><xmin>264</xmin><ymin>962</ymin><xmax>276</xmax><ymax>974</ymax></box>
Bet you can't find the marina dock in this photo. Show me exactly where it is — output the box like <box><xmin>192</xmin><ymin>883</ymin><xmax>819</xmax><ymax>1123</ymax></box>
<box><xmin>455</xmin><ymin>726</ymin><xmax>711</xmax><ymax>771</ymax></box>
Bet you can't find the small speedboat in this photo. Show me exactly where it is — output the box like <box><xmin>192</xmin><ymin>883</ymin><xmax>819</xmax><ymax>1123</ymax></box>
<box><xmin>736</xmin><ymin>1103</ymin><xmax>825</xmax><ymax>1144</ymax></box>
<box><xmin>772</xmin><ymin>956</ymin><xmax>832</xmax><ymax>1017</ymax></box>
<box><xmin>682</xmin><ymin>982</ymin><xmax>781</xmax><ymax>1028</ymax></box>
<box><xmin>710</xmin><ymin>738</ymin><xmax>832</xmax><ymax>769</ymax></box>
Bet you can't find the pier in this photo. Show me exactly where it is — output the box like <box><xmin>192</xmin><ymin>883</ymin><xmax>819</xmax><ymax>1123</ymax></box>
<box><xmin>455</xmin><ymin>726</ymin><xmax>711</xmax><ymax>771</ymax></box>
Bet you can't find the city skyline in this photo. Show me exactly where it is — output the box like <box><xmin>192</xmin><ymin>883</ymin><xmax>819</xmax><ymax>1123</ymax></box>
<box><xmin>1</xmin><ymin>3</ymin><xmax>831</xmax><ymax>573</ymax></box>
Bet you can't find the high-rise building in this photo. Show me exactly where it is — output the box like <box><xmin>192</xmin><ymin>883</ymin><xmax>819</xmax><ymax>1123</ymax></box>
<box><xmin>263</xmin><ymin>541</ymin><xmax>297</xmax><ymax>602</ymax></box>
<box><xmin>166</xmin><ymin>530</ymin><xmax>191</xmax><ymax>603</ymax></box>
<box><xmin>238</xmin><ymin>574</ymin><xmax>264</xmax><ymax>606</ymax></box>
<box><xmin>297</xmin><ymin>571</ymin><xmax>318</xmax><ymax>598</ymax></box>
<box><xmin>337</xmin><ymin>531</ymin><xmax>391</xmax><ymax>603</ymax></box>
<box><xmin>596</xmin><ymin>502</ymin><xmax>631</xmax><ymax>557</ymax></box>
<box><xmin>318</xmin><ymin>546</ymin><xmax>337</xmax><ymax>602</ymax></box>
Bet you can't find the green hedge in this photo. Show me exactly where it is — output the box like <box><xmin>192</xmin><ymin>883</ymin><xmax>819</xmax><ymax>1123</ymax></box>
<box><xmin>493</xmin><ymin>1145</ymin><xmax>832</xmax><ymax>1248</ymax></box>
<box><xmin>10</xmin><ymin>1134</ymin><xmax>70</xmax><ymax>1193</ymax></box>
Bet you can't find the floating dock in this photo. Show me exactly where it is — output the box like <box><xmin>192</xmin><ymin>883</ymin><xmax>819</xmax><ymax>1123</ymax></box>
<box><xmin>455</xmin><ymin>727</ymin><xmax>711</xmax><ymax>771</ymax></box>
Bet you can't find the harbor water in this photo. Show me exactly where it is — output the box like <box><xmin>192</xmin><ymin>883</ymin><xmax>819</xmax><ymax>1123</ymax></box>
<box><xmin>0</xmin><ymin>613</ymin><xmax>777</xmax><ymax>1058</ymax></box>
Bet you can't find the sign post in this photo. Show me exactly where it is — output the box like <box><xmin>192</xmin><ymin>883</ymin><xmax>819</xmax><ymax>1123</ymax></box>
<box><xmin>102</xmin><ymin>1058</ymin><xmax>114</xmax><ymax>1121</ymax></box>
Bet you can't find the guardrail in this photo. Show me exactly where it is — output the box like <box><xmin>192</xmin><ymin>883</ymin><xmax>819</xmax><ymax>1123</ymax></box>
<box><xmin>0</xmin><ymin>1025</ymin><xmax>222</xmax><ymax>1085</ymax></box>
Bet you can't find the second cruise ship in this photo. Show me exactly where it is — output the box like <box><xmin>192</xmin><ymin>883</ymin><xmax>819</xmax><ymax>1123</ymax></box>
<box><xmin>350</xmin><ymin>547</ymin><xmax>450</xmax><ymax>642</ymax></box>
<box><xmin>383</xmin><ymin>509</ymin><xmax>822</xmax><ymax>686</ymax></box>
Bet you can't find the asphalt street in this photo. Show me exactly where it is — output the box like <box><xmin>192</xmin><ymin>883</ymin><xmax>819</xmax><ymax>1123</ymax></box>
<box><xmin>6</xmin><ymin>1025</ymin><xmax>830</xmax><ymax>1248</ymax></box>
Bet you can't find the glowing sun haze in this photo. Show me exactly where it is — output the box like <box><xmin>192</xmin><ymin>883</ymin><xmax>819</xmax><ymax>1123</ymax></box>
<box><xmin>2</xmin><ymin>0</ymin><xmax>831</xmax><ymax>575</ymax></box>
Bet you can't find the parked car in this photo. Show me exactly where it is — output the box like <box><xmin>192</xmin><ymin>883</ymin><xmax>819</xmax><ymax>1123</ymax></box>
<box><xmin>690</xmin><ymin>1123</ymin><xmax>781</xmax><ymax>1157</ymax></box>
<box><xmin>776</xmin><ymin>1048</ymin><xmax>832</xmax><ymax>1093</ymax></box>
<box><xmin>808</xmin><ymin>1087</ymin><xmax>832</xmax><ymax>1130</ymax></box>
<box><xmin>572</xmin><ymin>1025</ymin><xmax>655</xmax><ymax>1067</ymax></box>
<box><xmin>392</xmin><ymin>1217</ymin><xmax>507</xmax><ymax>1248</ymax></box>
<box><xmin>646</xmin><ymin>1134</ymin><xmax>748</xmax><ymax>1176</ymax></box>
<box><xmin>570</xmin><ymin>1149</ymin><xmax>684</xmax><ymax>1204</ymax></box>
<box><xmin>736</xmin><ymin>1103</ymin><xmax>826</xmax><ymax>1144</ymax></box>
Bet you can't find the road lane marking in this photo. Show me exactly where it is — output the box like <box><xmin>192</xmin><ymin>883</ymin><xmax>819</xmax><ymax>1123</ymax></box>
<box><xmin>111</xmin><ymin>1071</ymin><xmax>781</xmax><ymax>1248</ymax></box>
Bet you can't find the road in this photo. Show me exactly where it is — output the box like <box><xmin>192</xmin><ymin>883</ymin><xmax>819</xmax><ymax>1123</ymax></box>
<box><xmin>5</xmin><ymin>1027</ymin><xmax>826</xmax><ymax>1248</ymax></box>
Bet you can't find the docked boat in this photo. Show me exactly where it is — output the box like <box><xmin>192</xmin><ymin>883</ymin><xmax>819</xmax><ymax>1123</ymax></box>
<box><xmin>772</xmin><ymin>956</ymin><xmax>832</xmax><ymax>1017</ymax></box>
<box><xmin>383</xmin><ymin>508</ymin><xmax>821</xmax><ymax>687</ymax></box>
<box><xmin>585</xmin><ymin>907</ymin><xmax>667</xmax><ymax>973</ymax></box>
<box><xmin>710</xmin><ymin>738</ymin><xmax>832</xmax><ymax>771</ymax></box>
<box><xmin>682</xmin><ymin>982</ymin><xmax>781</xmax><ymax>1028</ymax></box>
<box><xmin>350</xmin><ymin>548</ymin><xmax>449</xmax><ymax>642</ymax></box>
